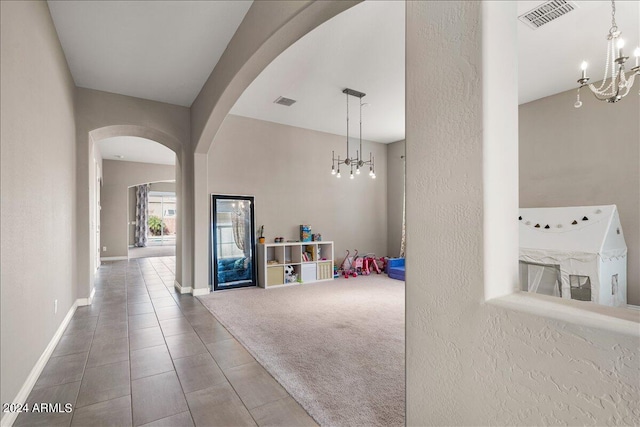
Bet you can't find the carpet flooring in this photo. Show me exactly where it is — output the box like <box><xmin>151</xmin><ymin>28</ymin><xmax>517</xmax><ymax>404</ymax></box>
<box><xmin>197</xmin><ymin>274</ymin><xmax>405</xmax><ymax>427</ymax></box>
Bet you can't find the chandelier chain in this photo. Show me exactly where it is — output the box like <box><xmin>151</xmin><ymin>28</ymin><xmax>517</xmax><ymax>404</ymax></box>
<box><xmin>610</xmin><ymin>0</ymin><xmax>617</xmax><ymax>33</ymax></box>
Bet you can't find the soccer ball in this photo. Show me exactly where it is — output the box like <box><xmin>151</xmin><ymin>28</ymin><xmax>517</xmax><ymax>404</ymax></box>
<box><xmin>284</xmin><ymin>265</ymin><xmax>294</xmax><ymax>276</ymax></box>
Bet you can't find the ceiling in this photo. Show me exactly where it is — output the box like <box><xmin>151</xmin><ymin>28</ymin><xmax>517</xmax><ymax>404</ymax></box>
<box><xmin>49</xmin><ymin>0</ymin><xmax>639</xmax><ymax>153</ymax></box>
<box><xmin>47</xmin><ymin>0</ymin><xmax>252</xmax><ymax>107</ymax></box>
<box><xmin>229</xmin><ymin>1</ymin><xmax>405</xmax><ymax>144</ymax></box>
<box><xmin>98</xmin><ymin>137</ymin><xmax>176</xmax><ymax>165</ymax></box>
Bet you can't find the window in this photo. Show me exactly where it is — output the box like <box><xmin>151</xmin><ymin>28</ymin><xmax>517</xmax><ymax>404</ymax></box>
<box><xmin>612</xmin><ymin>274</ymin><xmax>618</xmax><ymax>296</ymax></box>
<box><xmin>519</xmin><ymin>262</ymin><xmax>562</xmax><ymax>297</ymax></box>
<box><xmin>569</xmin><ymin>275</ymin><xmax>592</xmax><ymax>301</ymax></box>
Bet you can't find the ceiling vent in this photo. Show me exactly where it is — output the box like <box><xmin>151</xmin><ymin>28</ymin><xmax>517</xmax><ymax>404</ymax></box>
<box><xmin>518</xmin><ymin>0</ymin><xmax>578</xmax><ymax>30</ymax></box>
<box><xmin>274</xmin><ymin>96</ymin><xmax>297</xmax><ymax>106</ymax></box>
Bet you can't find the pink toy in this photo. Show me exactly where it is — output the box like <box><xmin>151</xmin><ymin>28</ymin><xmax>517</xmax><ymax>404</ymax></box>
<box><xmin>339</xmin><ymin>250</ymin><xmax>359</xmax><ymax>278</ymax></box>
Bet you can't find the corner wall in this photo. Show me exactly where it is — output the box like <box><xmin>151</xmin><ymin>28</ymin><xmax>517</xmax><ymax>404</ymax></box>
<box><xmin>208</xmin><ymin>115</ymin><xmax>388</xmax><ymax>262</ymax></box>
<box><xmin>0</xmin><ymin>0</ymin><xmax>77</xmax><ymax>407</ymax></box>
<box><xmin>406</xmin><ymin>2</ymin><xmax>639</xmax><ymax>424</ymax></box>
<box><xmin>386</xmin><ymin>140</ymin><xmax>405</xmax><ymax>257</ymax></box>
<box><xmin>519</xmin><ymin>89</ymin><xmax>640</xmax><ymax>305</ymax></box>
<box><xmin>101</xmin><ymin>160</ymin><xmax>175</xmax><ymax>258</ymax></box>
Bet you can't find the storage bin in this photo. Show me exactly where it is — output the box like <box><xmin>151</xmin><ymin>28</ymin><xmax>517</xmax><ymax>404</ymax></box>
<box><xmin>267</xmin><ymin>266</ymin><xmax>284</xmax><ymax>287</ymax></box>
<box><xmin>301</xmin><ymin>264</ymin><xmax>317</xmax><ymax>282</ymax></box>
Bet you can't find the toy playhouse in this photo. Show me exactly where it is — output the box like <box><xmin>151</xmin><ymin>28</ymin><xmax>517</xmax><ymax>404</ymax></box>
<box><xmin>519</xmin><ymin>205</ymin><xmax>627</xmax><ymax>306</ymax></box>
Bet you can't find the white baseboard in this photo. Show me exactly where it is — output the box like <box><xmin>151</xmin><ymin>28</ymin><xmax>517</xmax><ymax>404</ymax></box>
<box><xmin>100</xmin><ymin>256</ymin><xmax>128</xmax><ymax>261</ymax></box>
<box><xmin>193</xmin><ymin>287</ymin><xmax>210</xmax><ymax>296</ymax></box>
<box><xmin>174</xmin><ymin>280</ymin><xmax>192</xmax><ymax>294</ymax></box>
<box><xmin>77</xmin><ymin>287</ymin><xmax>96</xmax><ymax>307</ymax></box>
<box><xmin>0</xmin><ymin>300</ymin><xmax>79</xmax><ymax>427</ymax></box>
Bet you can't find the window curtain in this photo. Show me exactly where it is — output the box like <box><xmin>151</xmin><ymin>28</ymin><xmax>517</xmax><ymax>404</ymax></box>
<box><xmin>232</xmin><ymin>207</ymin><xmax>246</xmax><ymax>252</ymax></box>
<box><xmin>399</xmin><ymin>155</ymin><xmax>406</xmax><ymax>258</ymax></box>
<box><xmin>232</xmin><ymin>202</ymin><xmax>251</xmax><ymax>267</ymax></box>
<box><xmin>135</xmin><ymin>184</ymin><xmax>149</xmax><ymax>247</ymax></box>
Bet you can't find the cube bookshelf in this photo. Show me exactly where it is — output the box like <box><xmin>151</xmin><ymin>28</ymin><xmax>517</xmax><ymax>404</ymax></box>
<box><xmin>257</xmin><ymin>241</ymin><xmax>334</xmax><ymax>289</ymax></box>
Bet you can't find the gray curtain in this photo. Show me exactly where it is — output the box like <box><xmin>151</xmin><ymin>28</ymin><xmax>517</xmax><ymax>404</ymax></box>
<box><xmin>232</xmin><ymin>201</ymin><xmax>252</xmax><ymax>266</ymax></box>
<box><xmin>135</xmin><ymin>184</ymin><xmax>149</xmax><ymax>247</ymax></box>
<box><xmin>232</xmin><ymin>209</ymin><xmax>246</xmax><ymax>252</ymax></box>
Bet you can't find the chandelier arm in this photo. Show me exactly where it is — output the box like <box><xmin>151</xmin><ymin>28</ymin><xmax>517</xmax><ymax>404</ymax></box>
<box><xmin>588</xmin><ymin>72</ymin><xmax>622</xmax><ymax>101</ymax></box>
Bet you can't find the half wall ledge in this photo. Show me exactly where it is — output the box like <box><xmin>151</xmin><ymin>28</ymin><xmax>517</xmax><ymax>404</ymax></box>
<box><xmin>487</xmin><ymin>292</ymin><xmax>640</xmax><ymax>337</ymax></box>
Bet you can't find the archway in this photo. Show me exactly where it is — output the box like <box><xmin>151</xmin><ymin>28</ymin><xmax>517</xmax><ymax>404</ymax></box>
<box><xmin>79</xmin><ymin>123</ymin><xmax>190</xmax><ymax>301</ymax></box>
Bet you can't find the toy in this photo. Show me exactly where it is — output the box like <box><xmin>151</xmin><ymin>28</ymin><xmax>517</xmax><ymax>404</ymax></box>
<box><xmin>339</xmin><ymin>249</ymin><xmax>359</xmax><ymax>278</ymax></box>
<box><xmin>284</xmin><ymin>265</ymin><xmax>297</xmax><ymax>283</ymax></box>
<box><xmin>362</xmin><ymin>253</ymin><xmax>382</xmax><ymax>275</ymax></box>
<box><xmin>352</xmin><ymin>253</ymin><xmax>364</xmax><ymax>275</ymax></box>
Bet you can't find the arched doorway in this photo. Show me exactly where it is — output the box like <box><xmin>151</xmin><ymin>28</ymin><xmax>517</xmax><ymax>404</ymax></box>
<box><xmin>81</xmin><ymin>124</ymin><xmax>189</xmax><ymax>299</ymax></box>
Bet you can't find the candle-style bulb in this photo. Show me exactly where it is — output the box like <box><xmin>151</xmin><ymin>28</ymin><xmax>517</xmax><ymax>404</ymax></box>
<box><xmin>580</xmin><ymin>61</ymin><xmax>588</xmax><ymax>80</ymax></box>
<box><xmin>617</xmin><ymin>38</ymin><xmax>625</xmax><ymax>58</ymax></box>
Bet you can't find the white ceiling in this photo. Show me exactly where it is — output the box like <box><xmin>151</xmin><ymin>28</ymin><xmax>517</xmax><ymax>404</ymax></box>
<box><xmin>98</xmin><ymin>136</ymin><xmax>176</xmax><ymax>165</ymax></box>
<box><xmin>48</xmin><ymin>0</ymin><xmax>639</xmax><ymax>152</ymax></box>
<box><xmin>230</xmin><ymin>1</ymin><xmax>406</xmax><ymax>144</ymax></box>
<box><xmin>518</xmin><ymin>0</ymin><xmax>639</xmax><ymax>104</ymax></box>
<box><xmin>47</xmin><ymin>0</ymin><xmax>252</xmax><ymax>107</ymax></box>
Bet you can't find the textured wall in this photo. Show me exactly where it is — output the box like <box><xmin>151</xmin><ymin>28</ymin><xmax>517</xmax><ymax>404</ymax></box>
<box><xmin>386</xmin><ymin>140</ymin><xmax>405</xmax><ymax>257</ymax></box>
<box><xmin>0</xmin><ymin>0</ymin><xmax>77</xmax><ymax>408</ymax></box>
<box><xmin>520</xmin><ymin>90</ymin><xmax>639</xmax><ymax>305</ymax></box>
<box><xmin>101</xmin><ymin>160</ymin><xmax>175</xmax><ymax>257</ymax></box>
<box><xmin>208</xmin><ymin>114</ymin><xmax>388</xmax><ymax>262</ymax></box>
<box><xmin>406</xmin><ymin>1</ymin><xmax>639</xmax><ymax>425</ymax></box>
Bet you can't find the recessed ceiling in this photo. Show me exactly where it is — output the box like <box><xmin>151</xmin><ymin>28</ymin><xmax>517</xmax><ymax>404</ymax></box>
<box><xmin>47</xmin><ymin>0</ymin><xmax>252</xmax><ymax>107</ymax></box>
<box><xmin>230</xmin><ymin>1</ymin><xmax>406</xmax><ymax>144</ymax></box>
<box><xmin>517</xmin><ymin>0</ymin><xmax>639</xmax><ymax>104</ymax></box>
<box><xmin>97</xmin><ymin>137</ymin><xmax>176</xmax><ymax>166</ymax></box>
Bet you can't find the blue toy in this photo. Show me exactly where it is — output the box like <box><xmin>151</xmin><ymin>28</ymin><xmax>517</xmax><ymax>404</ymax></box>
<box><xmin>387</xmin><ymin>258</ymin><xmax>405</xmax><ymax>281</ymax></box>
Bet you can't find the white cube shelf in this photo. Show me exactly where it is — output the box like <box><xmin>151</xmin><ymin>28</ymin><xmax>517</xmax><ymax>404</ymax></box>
<box><xmin>257</xmin><ymin>241</ymin><xmax>334</xmax><ymax>289</ymax></box>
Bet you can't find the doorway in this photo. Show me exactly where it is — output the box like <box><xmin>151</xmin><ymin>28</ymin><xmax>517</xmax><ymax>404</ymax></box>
<box><xmin>211</xmin><ymin>195</ymin><xmax>256</xmax><ymax>291</ymax></box>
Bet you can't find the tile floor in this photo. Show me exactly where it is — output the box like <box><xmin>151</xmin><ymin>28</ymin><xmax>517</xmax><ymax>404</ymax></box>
<box><xmin>15</xmin><ymin>257</ymin><xmax>317</xmax><ymax>427</ymax></box>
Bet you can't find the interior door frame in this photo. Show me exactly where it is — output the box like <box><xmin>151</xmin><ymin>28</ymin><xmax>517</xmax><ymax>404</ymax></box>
<box><xmin>210</xmin><ymin>194</ymin><xmax>257</xmax><ymax>291</ymax></box>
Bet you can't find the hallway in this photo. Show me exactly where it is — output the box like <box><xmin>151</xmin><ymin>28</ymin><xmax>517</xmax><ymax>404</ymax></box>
<box><xmin>14</xmin><ymin>257</ymin><xmax>315</xmax><ymax>426</ymax></box>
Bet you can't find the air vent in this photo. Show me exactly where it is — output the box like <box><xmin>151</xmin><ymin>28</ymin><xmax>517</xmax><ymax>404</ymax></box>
<box><xmin>274</xmin><ymin>96</ymin><xmax>297</xmax><ymax>106</ymax></box>
<box><xmin>518</xmin><ymin>0</ymin><xmax>578</xmax><ymax>30</ymax></box>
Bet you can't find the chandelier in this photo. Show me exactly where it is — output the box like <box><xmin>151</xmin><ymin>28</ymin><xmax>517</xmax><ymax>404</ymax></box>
<box><xmin>575</xmin><ymin>0</ymin><xmax>640</xmax><ymax>108</ymax></box>
<box><xmin>331</xmin><ymin>88</ymin><xmax>375</xmax><ymax>179</ymax></box>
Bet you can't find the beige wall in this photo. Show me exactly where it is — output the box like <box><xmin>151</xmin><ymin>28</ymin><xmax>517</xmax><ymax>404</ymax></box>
<box><xmin>407</xmin><ymin>2</ymin><xmax>639</xmax><ymax>425</ymax></box>
<box><xmin>101</xmin><ymin>160</ymin><xmax>175</xmax><ymax>258</ymax></box>
<box><xmin>519</xmin><ymin>88</ymin><xmax>640</xmax><ymax>305</ymax></box>
<box><xmin>386</xmin><ymin>140</ymin><xmax>405</xmax><ymax>257</ymax></box>
<box><xmin>0</xmin><ymin>0</ymin><xmax>77</xmax><ymax>408</ymax></box>
<box><xmin>128</xmin><ymin>182</ymin><xmax>177</xmax><ymax>246</ymax></box>
<box><xmin>209</xmin><ymin>115</ymin><xmax>388</xmax><ymax>264</ymax></box>
<box><xmin>75</xmin><ymin>88</ymin><xmax>192</xmax><ymax>294</ymax></box>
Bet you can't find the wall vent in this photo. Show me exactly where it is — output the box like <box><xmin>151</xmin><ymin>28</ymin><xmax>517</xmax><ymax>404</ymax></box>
<box><xmin>274</xmin><ymin>96</ymin><xmax>297</xmax><ymax>106</ymax></box>
<box><xmin>518</xmin><ymin>0</ymin><xmax>578</xmax><ymax>30</ymax></box>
